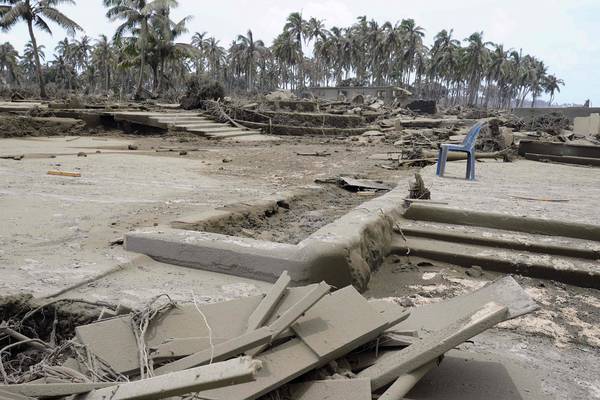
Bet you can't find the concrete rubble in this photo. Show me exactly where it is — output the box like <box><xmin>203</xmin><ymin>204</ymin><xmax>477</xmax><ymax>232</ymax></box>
<box><xmin>0</xmin><ymin>273</ymin><xmax>536</xmax><ymax>400</ymax></box>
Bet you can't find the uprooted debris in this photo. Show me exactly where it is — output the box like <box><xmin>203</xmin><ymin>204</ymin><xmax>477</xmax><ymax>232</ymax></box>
<box><xmin>0</xmin><ymin>274</ymin><xmax>537</xmax><ymax>400</ymax></box>
<box><xmin>528</xmin><ymin>112</ymin><xmax>571</xmax><ymax>135</ymax></box>
<box><xmin>0</xmin><ymin>116</ymin><xmax>85</xmax><ymax>138</ymax></box>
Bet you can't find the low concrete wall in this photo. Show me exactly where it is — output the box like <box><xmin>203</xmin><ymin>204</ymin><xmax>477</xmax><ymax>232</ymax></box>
<box><xmin>125</xmin><ymin>183</ymin><xmax>408</xmax><ymax>291</ymax></box>
<box><xmin>513</xmin><ymin>107</ymin><xmax>600</xmax><ymax>122</ymax></box>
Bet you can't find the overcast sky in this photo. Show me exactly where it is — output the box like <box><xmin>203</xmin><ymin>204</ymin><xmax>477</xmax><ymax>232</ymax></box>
<box><xmin>2</xmin><ymin>0</ymin><xmax>599</xmax><ymax>105</ymax></box>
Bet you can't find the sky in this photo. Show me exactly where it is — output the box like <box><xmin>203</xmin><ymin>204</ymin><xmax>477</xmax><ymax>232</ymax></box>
<box><xmin>2</xmin><ymin>0</ymin><xmax>599</xmax><ymax>105</ymax></box>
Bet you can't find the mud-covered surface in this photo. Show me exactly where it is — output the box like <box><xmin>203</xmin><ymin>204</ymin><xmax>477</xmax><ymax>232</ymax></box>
<box><xmin>0</xmin><ymin>115</ymin><xmax>85</xmax><ymax>138</ymax></box>
<box><xmin>365</xmin><ymin>255</ymin><xmax>600</xmax><ymax>400</ymax></box>
<box><xmin>201</xmin><ymin>186</ymin><xmax>381</xmax><ymax>244</ymax></box>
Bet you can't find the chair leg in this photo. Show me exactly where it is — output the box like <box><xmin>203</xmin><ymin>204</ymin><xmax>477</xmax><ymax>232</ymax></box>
<box><xmin>467</xmin><ymin>152</ymin><xmax>475</xmax><ymax>180</ymax></box>
<box><xmin>437</xmin><ymin>147</ymin><xmax>448</xmax><ymax>177</ymax></box>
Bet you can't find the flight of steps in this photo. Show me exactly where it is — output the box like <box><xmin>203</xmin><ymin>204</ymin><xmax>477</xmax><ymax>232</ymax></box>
<box><xmin>113</xmin><ymin>111</ymin><xmax>263</xmax><ymax>139</ymax></box>
<box><xmin>392</xmin><ymin>221</ymin><xmax>600</xmax><ymax>289</ymax></box>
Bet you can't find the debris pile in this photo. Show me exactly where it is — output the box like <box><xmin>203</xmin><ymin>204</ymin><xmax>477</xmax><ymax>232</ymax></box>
<box><xmin>0</xmin><ymin>273</ymin><xmax>537</xmax><ymax>399</ymax></box>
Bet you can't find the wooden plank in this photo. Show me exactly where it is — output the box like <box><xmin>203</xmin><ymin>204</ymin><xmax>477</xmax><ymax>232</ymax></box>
<box><xmin>0</xmin><ymin>389</ymin><xmax>34</xmax><ymax>400</ymax></box>
<box><xmin>379</xmin><ymin>359</ymin><xmax>440</xmax><ymax>400</ymax></box>
<box><xmin>75</xmin><ymin>316</ymin><xmax>139</xmax><ymax>375</ymax></box>
<box><xmin>389</xmin><ymin>276</ymin><xmax>537</xmax><ymax>334</ymax></box>
<box><xmin>77</xmin><ymin>357</ymin><xmax>259</xmax><ymax>400</ymax></box>
<box><xmin>76</xmin><ymin>296</ymin><xmax>263</xmax><ymax>373</ymax></box>
<box><xmin>154</xmin><ymin>327</ymin><xmax>272</xmax><ymax>375</ymax></box>
<box><xmin>197</xmin><ymin>288</ymin><xmax>392</xmax><ymax>400</ymax></box>
<box><xmin>150</xmin><ymin>337</ymin><xmax>228</xmax><ymax>361</ymax></box>
<box><xmin>357</xmin><ymin>302</ymin><xmax>509</xmax><ymax>390</ymax></box>
<box><xmin>47</xmin><ymin>170</ymin><xmax>81</xmax><ymax>178</ymax></box>
<box><xmin>246</xmin><ymin>282</ymin><xmax>331</xmax><ymax>356</ymax></box>
<box><xmin>267</xmin><ymin>282</ymin><xmax>331</xmax><ymax>339</ymax></box>
<box><xmin>247</xmin><ymin>271</ymin><xmax>291</xmax><ymax>332</ymax></box>
<box><xmin>292</xmin><ymin>286</ymin><xmax>389</xmax><ymax>359</ymax></box>
<box><xmin>289</xmin><ymin>379</ymin><xmax>371</xmax><ymax>400</ymax></box>
<box><xmin>1</xmin><ymin>383</ymin><xmax>114</xmax><ymax>398</ymax></box>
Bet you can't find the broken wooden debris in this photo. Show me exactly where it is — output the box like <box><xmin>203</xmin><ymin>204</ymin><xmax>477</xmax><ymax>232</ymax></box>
<box><xmin>77</xmin><ymin>357</ymin><xmax>260</xmax><ymax>400</ymax></box>
<box><xmin>2</xmin><ymin>273</ymin><xmax>538</xmax><ymax>400</ymax></box>
<box><xmin>0</xmin><ymin>389</ymin><xmax>35</xmax><ymax>400</ymax></box>
<box><xmin>154</xmin><ymin>327</ymin><xmax>272</xmax><ymax>375</ymax></box>
<box><xmin>358</xmin><ymin>302</ymin><xmax>509</xmax><ymax>390</ymax></box>
<box><xmin>47</xmin><ymin>170</ymin><xmax>81</xmax><ymax>177</ymax></box>
<box><xmin>246</xmin><ymin>271</ymin><xmax>291</xmax><ymax>332</ymax></box>
<box><xmin>0</xmin><ymin>383</ymin><xmax>115</xmax><ymax>398</ymax></box>
<box><xmin>247</xmin><ymin>281</ymin><xmax>331</xmax><ymax>356</ymax></box>
<box><xmin>337</xmin><ymin>176</ymin><xmax>392</xmax><ymax>192</ymax></box>
<box><xmin>289</xmin><ymin>379</ymin><xmax>371</xmax><ymax>400</ymax></box>
<box><xmin>378</xmin><ymin>358</ymin><xmax>441</xmax><ymax>400</ymax></box>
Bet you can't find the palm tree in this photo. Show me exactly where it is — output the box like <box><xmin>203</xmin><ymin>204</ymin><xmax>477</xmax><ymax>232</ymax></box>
<box><xmin>93</xmin><ymin>34</ymin><xmax>114</xmax><ymax>92</ymax></box>
<box><xmin>0</xmin><ymin>42</ymin><xmax>20</xmax><ymax>86</ymax></box>
<box><xmin>463</xmin><ymin>32</ymin><xmax>491</xmax><ymax>105</ymax></box>
<box><xmin>399</xmin><ymin>19</ymin><xmax>425</xmax><ymax>85</ymax></box>
<box><xmin>543</xmin><ymin>74</ymin><xmax>564</xmax><ymax>106</ymax></box>
<box><xmin>284</xmin><ymin>12</ymin><xmax>307</xmax><ymax>87</ymax></box>
<box><xmin>104</xmin><ymin>0</ymin><xmax>178</xmax><ymax>98</ymax></box>
<box><xmin>235</xmin><ymin>29</ymin><xmax>265</xmax><ymax>91</ymax></box>
<box><xmin>0</xmin><ymin>0</ymin><xmax>82</xmax><ymax>98</ymax></box>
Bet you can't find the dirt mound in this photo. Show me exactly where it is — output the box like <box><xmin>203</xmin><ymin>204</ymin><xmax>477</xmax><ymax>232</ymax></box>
<box><xmin>0</xmin><ymin>115</ymin><xmax>84</xmax><ymax>138</ymax></box>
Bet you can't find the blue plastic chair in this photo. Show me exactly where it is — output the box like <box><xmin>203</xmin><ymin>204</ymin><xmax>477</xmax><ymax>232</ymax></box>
<box><xmin>436</xmin><ymin>121</ymin><xmax>485</xmax><ymax>180</ymax></box>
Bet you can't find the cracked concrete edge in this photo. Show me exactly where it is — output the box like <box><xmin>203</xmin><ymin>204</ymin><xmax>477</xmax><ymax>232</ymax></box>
<box><xmin>125</xmin><ymin>183</ymin><xmax>408</xmax><ymax>291</ymax></box>
<box><xmin>170</xmin><ymin>188</ymin><xmax>322</xmax><ymax>231</ymax></box>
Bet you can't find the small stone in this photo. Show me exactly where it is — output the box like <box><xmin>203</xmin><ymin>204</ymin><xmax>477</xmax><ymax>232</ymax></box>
<box><xmin>179</xmin><ymin>150</ymin><xmax>188</xmax><ymax>156</ymax></box>
<box><xmin>77</xmin><ymin>152</ymin><xmax>87</xmax><ymax>157</ymax></box>
<box><xmin>128</xmin><ymin>144</ymin><xmax>138</xmax><ymax>150</ymax></box>
<box><xmin>466</xmin><ymin>265</ymin><xmax>484</xmax><ymax>278</ymax></box>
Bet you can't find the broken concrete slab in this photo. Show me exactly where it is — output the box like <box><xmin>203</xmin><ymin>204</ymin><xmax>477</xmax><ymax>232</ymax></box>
<box><xmin>358</xmin><ymin>302</ymin><xmax>509</xmax><ymax>390</ymax></box>
<box><xmin>76</xmin><ymin>357</ymin><xmax>259</xmax><ymax>400</ymax></box>
<box><xmin>289</xmin><ymin>379</ymin><xmax>372</xmax><ymax>400</ymax></box>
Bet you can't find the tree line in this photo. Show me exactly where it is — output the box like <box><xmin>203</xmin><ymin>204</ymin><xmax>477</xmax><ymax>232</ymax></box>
<box><xmin>0</xmin><ymin>0</ymin><xmax>565</xmax><ymax>107</ymax></box>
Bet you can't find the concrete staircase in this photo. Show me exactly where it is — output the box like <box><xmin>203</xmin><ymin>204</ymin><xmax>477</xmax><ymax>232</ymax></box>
<box><xmin>113</xmin><ymin>111</ymin><xmax>263</xmax><ymax>139</ymax></box>
<box><xmin>392</xmin><ymin>221</ymin><xmax>600</xmax><ymax>289</ymax></box>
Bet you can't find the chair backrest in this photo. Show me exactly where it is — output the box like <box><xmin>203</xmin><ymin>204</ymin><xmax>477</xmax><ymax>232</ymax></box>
<box><xmin>462</xmin><ymin>121</ymin><xmax>485</xmax><ymax>149</ymax></box>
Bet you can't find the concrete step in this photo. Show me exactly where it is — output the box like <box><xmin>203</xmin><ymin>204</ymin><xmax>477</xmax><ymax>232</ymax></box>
<box><xmin>189</xmin><ymin>126</ymin><xmax>246</xmax><ymax>134</ymax></box>
<box><xmin>391</xmin><ymin>235</ymin><xmax>600</xmax><ymax>289</ymax></box>
<box><xmin>153</xmin><ymin>116</ymin><xmax>207</xmax><ymax>122</ymax></box>
<box><xmin>178</xmin><ymin>122</ymin><xmax>229</xmax><ymax>129</ymax></box>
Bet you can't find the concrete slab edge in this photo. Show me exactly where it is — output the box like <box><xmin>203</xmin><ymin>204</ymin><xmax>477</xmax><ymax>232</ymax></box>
<box><xmin>125</xmin><ymin>183</ymin><xmax>408</xmax><ymax>291</ymax></box>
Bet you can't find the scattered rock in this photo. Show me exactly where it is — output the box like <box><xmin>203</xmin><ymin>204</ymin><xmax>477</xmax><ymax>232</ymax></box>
<box><xmin>128</xmin><ymin>144</ymin><xmax>138</xmax><ymax>150</ymax></box>
<box><xmin>466</xmin><ymin>265</ymin><xmax>484</xmax><ymax>278</ymax></box>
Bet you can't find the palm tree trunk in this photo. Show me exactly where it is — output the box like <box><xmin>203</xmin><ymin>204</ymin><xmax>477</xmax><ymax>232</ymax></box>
<box><xmin>26</xmin><ymin>19</ymin><xmax>46</xmax><ymax>98</ymax></box>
